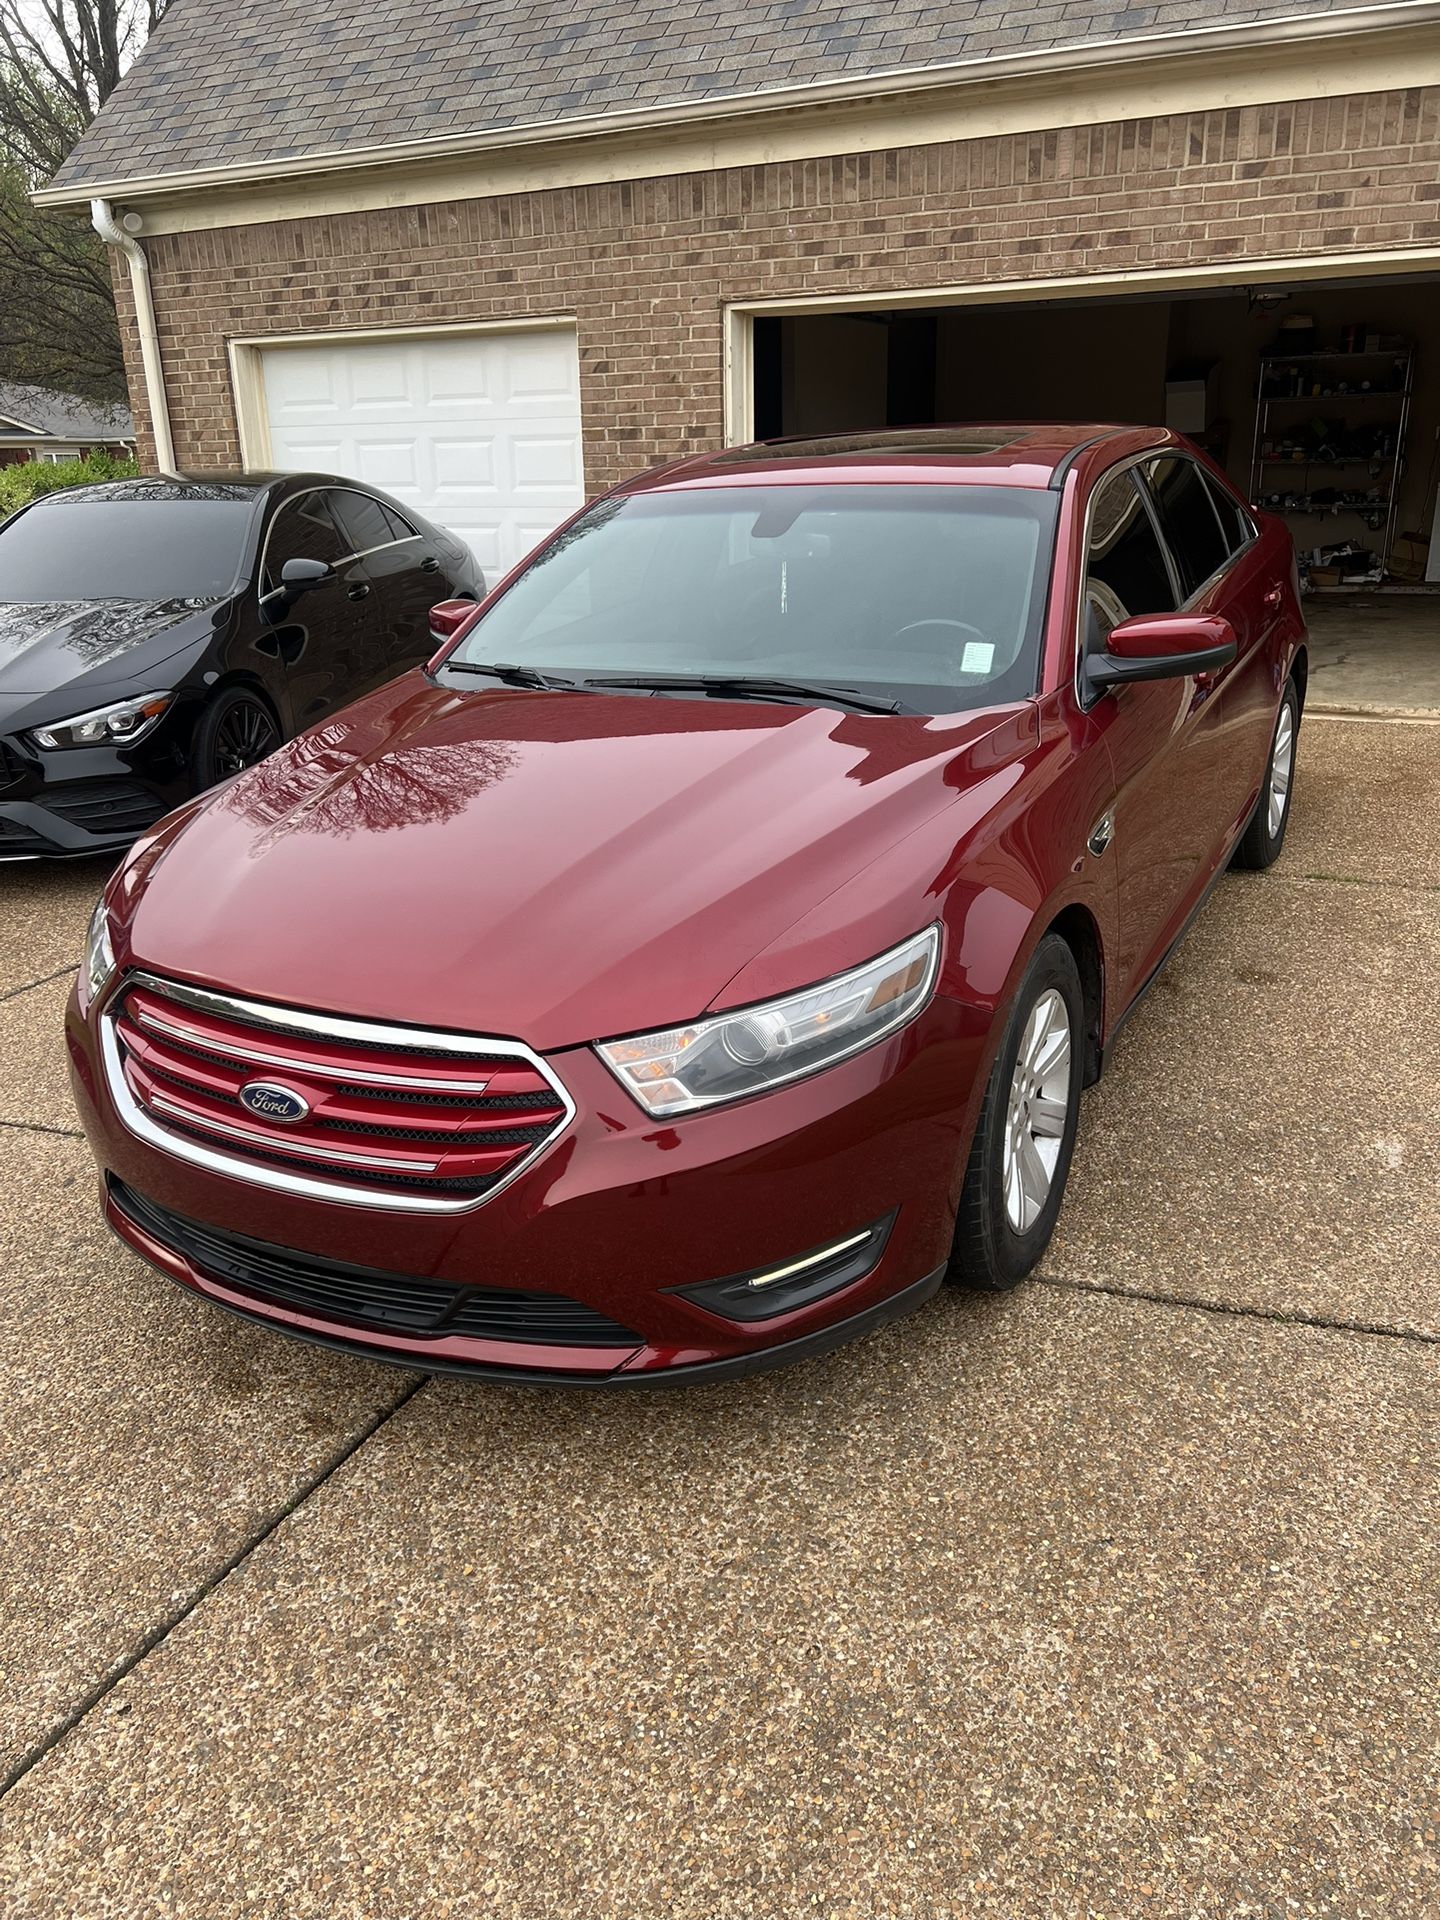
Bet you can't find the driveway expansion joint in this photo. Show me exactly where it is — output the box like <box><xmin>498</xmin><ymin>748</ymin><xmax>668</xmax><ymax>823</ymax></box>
<box><xmin>1035</xmin><ymin>1272</ymin><xmax>1440</xmax><ymax>1348</ymax></box>
<box><xmin>0</xmin><ymin>964</ymin><xmax>77</xmax><ymax>1004</ymax></box>
<box><xmin>0</xmin><ymin>1118</ymin><xmax>85</xmax><ymax>1141</ymax></box>
<box><xmin>0</xmin><ymin>1373</ymin><xmax>429</xmax><ymax>1804</ymax></box>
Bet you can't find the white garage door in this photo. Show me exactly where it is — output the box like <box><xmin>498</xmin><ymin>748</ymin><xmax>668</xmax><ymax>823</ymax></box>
<box><xmin>257</xmin><ymin>327</ymin><xmax>586</xmax><ymax>578</ymax></box>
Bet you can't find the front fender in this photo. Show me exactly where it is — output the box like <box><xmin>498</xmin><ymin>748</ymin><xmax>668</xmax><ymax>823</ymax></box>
<box><xmin>714</xmin><ymin>700</ymin><xmax>1117</xmax><ymax>1177</ymax></box>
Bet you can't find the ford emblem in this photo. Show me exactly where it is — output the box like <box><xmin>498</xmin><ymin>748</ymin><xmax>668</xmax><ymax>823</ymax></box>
<box><xmin>238</xmin><ymin>1080</ymin><xmax>311</xmax><ymax>1125</ymax></box>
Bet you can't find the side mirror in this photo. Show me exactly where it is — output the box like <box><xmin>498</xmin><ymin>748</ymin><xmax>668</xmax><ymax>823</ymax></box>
<box><xmin>259</xmin><ymin>556</ymin><xmax>335</xmax><ymax>626</ymax></box>
<box><xmin>425</xmin><ymin>598</ymin><xmax>479</xmax><ymax>671</ymax></box>
<box><xmin>429</xmin><ymin>599</ymin><xmax>476</xmax><ymax>642</ymax></box>
<box><xmin>281</xmin><ymin>557</ymin><xmax>335</xmax><ymax>594</ymax></box>
<box><xmin>1083</xmin><ymin>612</ymin><xmax>1237</xmax><ymax>701</ymax></box>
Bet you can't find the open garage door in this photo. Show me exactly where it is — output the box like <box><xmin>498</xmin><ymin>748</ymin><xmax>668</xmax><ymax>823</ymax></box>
<box><xmin>255</xmin><ymin>326</ymin><xmax>586</xmax><ymax>579</ymax></box>
<box><xmin>750</xmin><ymin>275</ymin><xmax>1440</xmax><ymax>711</ymax></box>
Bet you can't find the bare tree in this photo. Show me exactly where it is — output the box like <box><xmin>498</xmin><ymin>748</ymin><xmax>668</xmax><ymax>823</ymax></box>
<box><xmin>0</xmin><ymin>0</ymin><xmax>167</xmax><ymax>401</ymax></box>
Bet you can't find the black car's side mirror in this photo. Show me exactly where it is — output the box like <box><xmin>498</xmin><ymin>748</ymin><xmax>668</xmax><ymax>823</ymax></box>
<box><xmin>1082</xmin><ymin>612</ymin><xmax>1238</xmax><ymax>702</ymax></box>
<box><xmin>259</xmin><ymin>556</ymin><xmax>335</xmax><ymax>626</ymax></box>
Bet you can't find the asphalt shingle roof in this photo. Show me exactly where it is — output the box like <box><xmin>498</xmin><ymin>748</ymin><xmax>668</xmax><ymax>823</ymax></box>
<box><xmin>0</xmin><ymin>383</ymin><xmax>133</xmax><ymax>441</ymax></box>
<box><xmin>52</xmin><ymin>0</ymin><xmax>1377</xmax><ymax>191</ymax></box>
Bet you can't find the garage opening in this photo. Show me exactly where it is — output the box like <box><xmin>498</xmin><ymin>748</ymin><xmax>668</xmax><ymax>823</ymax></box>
<box><xmin>751</xmin><ymin>276</ymin><xmax>1440</xmax><ymax>710</ymax></box>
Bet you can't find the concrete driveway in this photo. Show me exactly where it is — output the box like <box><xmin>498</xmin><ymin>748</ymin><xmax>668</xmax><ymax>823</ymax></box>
<box><xmin>1</xmin><ymin>715</ymin><xmax>1436</xmax><ymax>1920</ymax></box>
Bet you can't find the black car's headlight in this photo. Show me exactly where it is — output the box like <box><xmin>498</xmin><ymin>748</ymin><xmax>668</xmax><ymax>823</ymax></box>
<box><xmin>79</xmin><ymin>899</ymin><xmax>116</xmax><ymax>1013</ymax></box>
<box><xmin>596</xmin><ymin>926</ymin><xmax>940</xmax><ymax>1118</ymax></box>
<box><xmin>30</xmin><ymin>691</ymin><xmax>173</xmax><ymax>751</ymax></box>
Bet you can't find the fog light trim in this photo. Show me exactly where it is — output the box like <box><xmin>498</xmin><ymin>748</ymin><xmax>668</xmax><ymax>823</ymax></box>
<box><xmin>673</xmin><ymin>1212</ymin><xmax>897</xmax><ymax>1323</ymax></box>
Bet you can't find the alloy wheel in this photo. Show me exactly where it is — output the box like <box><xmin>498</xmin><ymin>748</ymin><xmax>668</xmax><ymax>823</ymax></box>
<box><xmin>213</xmin><ymin>699</ymin><xmax>280</xmax><ymax>778</ymax></box>
<box><xmin>1267</xmin><ymin>703</ymin><xmax>1294</xmax><ymax>840</ymax></box>
<box><xmin>1003</xmin><ymin>987</ymin><xmax>1073</xmax><ymax>1234</ymax></box>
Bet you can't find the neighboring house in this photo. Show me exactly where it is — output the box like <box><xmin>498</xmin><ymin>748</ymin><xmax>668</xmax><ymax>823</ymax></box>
<box><xmin>0</xmin><ymin>383</ymin><xmax>135</xmax><ymax>468</ymax></box>
<box><xmin>28</xmin><ymin>0</ymin><xmax>1440</xmax><ymax>594</ymax></box>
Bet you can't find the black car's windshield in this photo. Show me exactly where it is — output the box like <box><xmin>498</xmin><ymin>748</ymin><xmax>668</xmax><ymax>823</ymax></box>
<box><xmin>445</xmin><ymin>484</ymin><xmax>1059</xmax><ymax>715</ymax></box>
<box><xmin>0</xmin><ymin>494</ymin><xmax>253</xmax><ymax>602</ymax></box>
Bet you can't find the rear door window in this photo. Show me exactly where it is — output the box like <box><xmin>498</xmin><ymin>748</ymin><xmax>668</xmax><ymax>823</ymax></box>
<box><xmin>1201</xmin><ymin>470</ymin><xmax>1255</xmax><ymax>557</ymax></box>
<box><xmin>1143</xmin><ymin>456</ymin><xmax>1231</xmax><ymax>599</ymax></box>
<box><xmin>331</xmin><ymin>489</ymin><xmax>402</xmax><ymax>556</ymax></box>
<box><xmin>1083</xmin><ymin>466</ymin><xmax>1177</xmax><ymax>650</ymax></box>
<box><xmin>381</xmin><ymin>502</ymin><xmax>418</xmax><ymax>541</ymax></box>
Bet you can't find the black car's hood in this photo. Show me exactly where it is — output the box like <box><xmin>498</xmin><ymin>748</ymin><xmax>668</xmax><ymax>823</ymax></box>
<box><xmin>0</xmin><ymin>597</ymin><xmax>223</xmax><ymax>726</ymax></box>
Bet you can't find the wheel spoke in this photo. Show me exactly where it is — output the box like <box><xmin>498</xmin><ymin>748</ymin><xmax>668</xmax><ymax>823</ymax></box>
<box><xmin>1017</xmin><ymin>1131</ymin><xmax>1050</xmax><ymax>1225</ymax></box>
<box><xmin>1020</xmin><ymin>1002</ymin><xmax>1047</xmax><ymax>1073</ymax></box>
<box><xmin>214</xmin><ymin>700</ymin><xmax>278</xmax><ymax>775</ymax></box>
<box><xmin>1033</xmin><ymin>1026</ymin><xmax>1071</xmax><ymax>1086</ymax></box>
<box><xmin>1030</xmin><ymin>1094</ymin><xmax>1068</xmax><ymax>1139</ymax></box>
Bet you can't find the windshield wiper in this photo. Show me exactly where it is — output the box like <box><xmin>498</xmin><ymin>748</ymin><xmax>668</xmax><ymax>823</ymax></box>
<box><xmin>582</xmin><ymin>673</ymin><xmax>904</xmax><ymax>715</ymax></box>
<box><xmin>440</xmin><ymin>660</ymin><xmax>581</xmax><ymax>691</ymax></box>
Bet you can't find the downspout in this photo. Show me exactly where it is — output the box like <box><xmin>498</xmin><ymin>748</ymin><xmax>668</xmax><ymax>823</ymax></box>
<box><xmin>90</xmin><ymin>197</ymin><xmax>178</xmax><ymax>476</ymax></box>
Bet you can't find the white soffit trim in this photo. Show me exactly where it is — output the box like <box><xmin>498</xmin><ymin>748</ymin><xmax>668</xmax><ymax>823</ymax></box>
<box><xmin>32</xmin><ymin>2</ymin><xmax>1440</xmax><ymax>234</ymax></box>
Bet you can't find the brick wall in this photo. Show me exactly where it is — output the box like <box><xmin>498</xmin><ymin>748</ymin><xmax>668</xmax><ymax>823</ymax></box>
<box><xmin>119</xmin><ymin>85</ymin><xmax>1440</xmax><ymax>485</ymax></box>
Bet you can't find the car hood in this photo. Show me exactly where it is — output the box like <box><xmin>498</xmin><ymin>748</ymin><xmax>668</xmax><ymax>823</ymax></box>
<box><xmin>0</xmin><ymin>597</ymin><xmax>220</xmax><ymax>708</ymax></box>
<box><xmin>121</xmin><ymin>673</ymin><xmax>1031</xmax><ymax>1051</ymax></box>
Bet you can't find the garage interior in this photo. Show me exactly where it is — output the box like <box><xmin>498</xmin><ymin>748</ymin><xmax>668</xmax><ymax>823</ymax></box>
<box><xmin>751</xmin><ymin>275</ymin><xmax>1440</xmax><ymax>710</ymax></box>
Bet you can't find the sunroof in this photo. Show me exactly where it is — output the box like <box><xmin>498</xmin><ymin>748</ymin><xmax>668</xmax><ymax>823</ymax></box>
<box><xmin>716</xmin><ymin>428</ymin><xmax>1028</xmax><ymax>463</ymax></box>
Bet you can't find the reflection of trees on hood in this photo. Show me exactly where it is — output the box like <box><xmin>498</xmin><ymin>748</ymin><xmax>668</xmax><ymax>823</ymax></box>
<box><xmin>221</xmin><ymin>702</ymin><xmax>520</xmax><ymax>843</ymax></box>
<box><xmin>0</xmin><ymin>598</ymin><xmax>212</xmax><ymax>668</ymax></box>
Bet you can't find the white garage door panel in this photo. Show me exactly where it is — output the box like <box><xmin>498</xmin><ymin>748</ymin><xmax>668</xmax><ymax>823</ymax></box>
<box><xmin>259</xmin><ymin>329</ymin><xmax>585</xmax><ymax>575</ymax></box>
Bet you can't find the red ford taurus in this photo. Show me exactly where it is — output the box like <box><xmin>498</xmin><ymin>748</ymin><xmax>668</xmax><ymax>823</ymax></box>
<box><xmin>68</xmin><ymin>426</ymin><xmax>1305</xmax><ymax>1385</ymax></box>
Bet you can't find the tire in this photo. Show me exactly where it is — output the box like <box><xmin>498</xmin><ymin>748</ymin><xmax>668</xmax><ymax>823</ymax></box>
<box><xmin>1231</xmin><ymin>678</ymin><xmax>1299</xmax><ymax>872</ymax></box>
<box><xmin>190</xmin><ymin>687</ymin><xmax>283</xmax><ymax>793</ymax></box>
<box><xmin>948</xmin><ymin>933</ymin><xmax>1085</xmax><ymax>1293</ymax></box>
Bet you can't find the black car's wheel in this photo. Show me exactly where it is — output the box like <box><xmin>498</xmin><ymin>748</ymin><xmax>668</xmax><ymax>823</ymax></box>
<box><xmin>948</xmin><ymin>933</ymin><xmax>1084</xmax><ymax>1293</ymax></box>
<box><xmin>1231</xmin><ymin>678</ymin><xmax>1299</xmax><ymax>871</ymax></box>
<box><xmin>191</xmin><ymin>687</ymin><xmax>282</xmax><ymax>791</ymax></box>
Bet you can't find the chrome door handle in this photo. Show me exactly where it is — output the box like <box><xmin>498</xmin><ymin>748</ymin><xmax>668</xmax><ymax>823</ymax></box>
<box><xmin>347</xmin><ymin>582</ymin><xmax>371</xmax><ymax>601</ymax></box>
<box><xmin>1087</xmin><ymin>810</ymin><xmax>1115</xmax><ymax>857</ymax></box>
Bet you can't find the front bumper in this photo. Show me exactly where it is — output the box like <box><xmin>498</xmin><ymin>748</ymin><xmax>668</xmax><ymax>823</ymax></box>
<box><xmin>69</xmin><ymin>978</ymin><xmax>984</xmax><ymax>1383</ymax></box>
<box><xmin>0</xmin><ymin>739</ymin><xmax>177</xmax><ymax>860</ymax></box>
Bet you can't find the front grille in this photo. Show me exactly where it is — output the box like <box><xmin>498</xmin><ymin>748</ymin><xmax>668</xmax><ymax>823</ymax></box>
<box><xmin>110</xmin><ymin>1179</ymin><xmax>639</xmax><ymax>1347</ymax></box>
<box><xmin>0</xmin><ymin>741</ymin><xmax>25</xmax><ymax>796</ymax></box>
<box><xmin>102</xmin><ymin>972</ymin><xmax>574</xmax><ymax>1213</ymax></box>
<box><xmin>43</xmin><ymin>779</ymin><xmax>164</xmax><ymax>835</ymax></box>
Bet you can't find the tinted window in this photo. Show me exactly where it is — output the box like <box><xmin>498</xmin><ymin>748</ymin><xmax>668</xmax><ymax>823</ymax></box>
<box><xmin>448</xmin><ymin>484</ymin><xmax>1060</xmax><ymax>715</ymax></box>
<box><xmin>1144</xmin><ymin>457</ymin><xmax>1230</xmax><ymax>597</ymax></box>
<box><xmin>1202</xmin><ymin>469</ymin><xmax>1254</xmax><ymax>556</ymax></box>
<box><xmin>331</xmin><ymin>489</ymin><xmax>401</xmax><ymax>554</ymax></box>
<box><xmin>381</xmin><ymin>502</ymin><xmax>418</xmax><ymax>540</ymax></box>
<box><xmin>0</xmin><ymin>495</ymin><xmax>251</xmax><ymax>601</ymax></box>
<box><xmin>262</xmin><ymin>492</ymin><xmax>350</xmax><ymax>593</ymax></box>
<box><xmin>1083</xmin><ymin>468</ymin><xmax>1176</xmax><ymax>649</ymax></box>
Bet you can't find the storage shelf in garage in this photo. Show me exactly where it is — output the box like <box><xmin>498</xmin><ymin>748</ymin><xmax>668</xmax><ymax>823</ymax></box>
<box><xmin>1250</xmin><ymin>343</ymin><xmax>1413</xmax><ymax>572</ymax></box>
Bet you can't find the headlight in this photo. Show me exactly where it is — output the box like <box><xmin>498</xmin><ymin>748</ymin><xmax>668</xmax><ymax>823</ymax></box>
<box><xmin>79</xmin><ymin>898</ymin><xmax>116</xmax><ymax>1013</ymax></box>
<box><xmin>30</xmin><ymin>691</ymin><xmax>173</xmax><ymax>751</ymax></box>
<box><xmin>596</xmin><ymin>925</ymin><xmax>940</xmax><ymax>1118</ymax></box>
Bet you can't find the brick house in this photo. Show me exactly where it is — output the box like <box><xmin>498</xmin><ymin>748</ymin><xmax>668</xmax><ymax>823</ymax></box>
<box><xmin>0</xmin><ymin>383</ymin><xmax>134</xmax><ymax>469</ymax></box>
<box><xmin>33</xmin><ymin>0</ymin><xmax>1440</xmax><ymax>593</ymax></box>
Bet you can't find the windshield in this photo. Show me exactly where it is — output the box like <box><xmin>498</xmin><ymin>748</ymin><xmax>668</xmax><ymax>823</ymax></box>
<box><xmin>446</xmin><ymin>484</ymin><xmax>1058</xmax><ymax>714</ymax></box>
<box><xmin>0</xmin><ymin>496</ymin><xmax>252</xmax><ymax>602</ymax></box>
